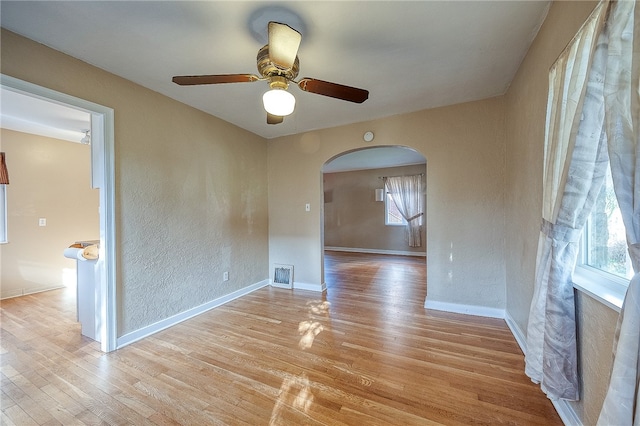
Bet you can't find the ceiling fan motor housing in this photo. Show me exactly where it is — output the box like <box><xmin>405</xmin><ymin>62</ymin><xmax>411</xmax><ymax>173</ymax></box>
<box><xmin>257</xmin><ymin>45</ymin><xmax>299</xmax><ymax>80</ymax></box>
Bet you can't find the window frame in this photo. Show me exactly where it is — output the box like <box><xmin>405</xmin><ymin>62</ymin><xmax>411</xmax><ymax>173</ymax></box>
<box><xmin>573</xmin><ymin>263</ymin><xmax>626</xmax><ymax>312</ymax></box>
<box><xmin>573</xmin><ymin>161</ymin><xmax>630</xmax><ymax>312</ymax></box>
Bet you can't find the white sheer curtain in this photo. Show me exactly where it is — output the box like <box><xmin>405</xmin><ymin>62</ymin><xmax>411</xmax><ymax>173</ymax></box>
<box><xmin>598</xmin><ymin>1</ymin><xmax>640</xmax><ymax>424</ymax></box>
<box><xmin>384</xmin><ymin>175</ymin><xmax>424</xmax><ymax>247</ymax></box>
<box><xmin>524</xmin><ymin>1</ymin><xmax>609</xmax><ymax>401</ymax></box>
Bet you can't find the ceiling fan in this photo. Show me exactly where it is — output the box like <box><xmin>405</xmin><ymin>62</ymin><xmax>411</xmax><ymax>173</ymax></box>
<box><xmin>172</xmin><ymin>22</ymin><xmax>369</xmax><ymax>125</ymax></box>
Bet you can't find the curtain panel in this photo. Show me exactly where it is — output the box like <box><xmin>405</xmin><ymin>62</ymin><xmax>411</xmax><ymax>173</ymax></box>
<box><xmin>0</xmin><ymin>152</ymin><xmax>9</xmax><ymax>184</ymax></box>
<box><xmin>384</xmin><ymin>175</ymin><xmax>424</xmax><ymax>247</ymax></box>
<box><xmin>524</xmin><ymin>0</ymin><xmax>610</xmax><ymax>401</ymax></box>
<box><xmin>598</xmin><ymin>0</ymin><xmax>640</xmax><ymax>424</ymax></box>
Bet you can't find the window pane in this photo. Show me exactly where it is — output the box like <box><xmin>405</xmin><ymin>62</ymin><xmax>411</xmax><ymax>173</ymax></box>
<box><xmin>585</xmin><ymin>164</ymin><xmax>633</xmax><ymax>279</ymax></box>
<box><xmin>386</xmin><ymin>193</ymin><xmax>405</xmax><ymax>225</ymax></box>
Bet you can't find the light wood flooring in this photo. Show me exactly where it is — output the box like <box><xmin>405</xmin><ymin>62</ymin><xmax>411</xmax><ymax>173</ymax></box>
<box><xmin>1</xmin><ymin>251</ymin><xmax>562</xmax><ymax>425</ymax></box>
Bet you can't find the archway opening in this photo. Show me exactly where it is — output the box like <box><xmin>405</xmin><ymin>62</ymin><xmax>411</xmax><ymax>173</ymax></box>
<box><xmin>321</xmin><ymin>146</ymin><xmax>427</xmax><ymax>302</ymax></box>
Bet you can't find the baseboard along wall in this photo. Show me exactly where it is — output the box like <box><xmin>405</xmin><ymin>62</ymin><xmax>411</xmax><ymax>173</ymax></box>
<box><xmin>325</xmin><ymin>246</ymin><xmax>426</xmax><ymax>257</ymax></box>
<box><xmin>117</xmin><ymin>279</ymin><xmax>269</xmax><ymax>349</ymax></box>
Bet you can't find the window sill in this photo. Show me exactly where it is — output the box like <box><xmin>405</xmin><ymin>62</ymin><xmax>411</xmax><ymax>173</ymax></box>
<box><xmin>573</xmin><ymin>267</ymin><xmax>627</xmax><ymax>313</ymax></box>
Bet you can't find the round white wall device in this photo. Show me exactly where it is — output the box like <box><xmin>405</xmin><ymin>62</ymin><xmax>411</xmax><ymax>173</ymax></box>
<box><xmin>363</xmin><ymin>131</ymin><xmax>374</xmax><ymax>142</ymax></box>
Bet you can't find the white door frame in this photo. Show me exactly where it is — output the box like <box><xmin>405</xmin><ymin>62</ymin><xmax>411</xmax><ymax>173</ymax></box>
<box><xmin>1</xmin><ymin>74</ymin><xmax>117</xmax><ymax>352</ymax></box>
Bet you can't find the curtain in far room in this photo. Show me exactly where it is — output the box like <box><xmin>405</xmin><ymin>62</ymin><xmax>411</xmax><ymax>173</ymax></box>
<box><xmin>384</xmin><ymin>174</ymin><xmax>424</xmax><ymax>247</ymax></box>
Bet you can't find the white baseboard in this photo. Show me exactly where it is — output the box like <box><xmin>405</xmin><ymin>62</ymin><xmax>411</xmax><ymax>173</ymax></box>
<box><xmin>504</xmin><ymin>310</ymin><xmax>527</xmax><ymax>354</ymax></box>
<box><xmin>1</xmin><ymin>284</ymin><xmax>66</xmax><ymax>300</ymax></box>
<box><xmin>293</xmin><ymin>281</ymin><xmax>326</xmax><ymax>292</ymax></box>
<box><xmin>552</xmin><ymin>400</ymin><xmax>582</xmax><ymax>426</ymax></box>
<box><xmin>325</xmin><ymin>246</ymin><xmax>426</xmax><ymax>257</ymax></box>
<box><xmin>270</xmin><ymin>282</ymin><xmax>292</xmax><ymax>289</ymax></box>
<box><xmin>269</xmin><ymin>279</ymin><xmax>325</xmax><ymax>292</ymax></box>
<box><xmin>116</xmin><ymin>279</ymin><xmax>269</xmax><ymax>349</ymax></box>
<box><xmin>269</xmin><ymin>283</ymin><xmax>293</xmax><ymax>290</ymax></box>
<box><xmin>424</xmin><ymin>299</ymin><xmax>505</xmax><ymax>319</ymax></box>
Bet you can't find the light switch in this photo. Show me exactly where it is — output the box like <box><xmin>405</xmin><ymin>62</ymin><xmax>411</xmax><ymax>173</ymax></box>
<box><xmin>305</xmin><ymin>203</ymin><xmax>310</xmax><ymax>212</ymax></box>
<box><xmin>39</xmin><ymin>218</ymin><xmax>47</xmax><ymax>227</ymax></box>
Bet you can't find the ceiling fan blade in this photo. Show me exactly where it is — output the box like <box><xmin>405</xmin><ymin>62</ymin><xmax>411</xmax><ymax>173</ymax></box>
<box><xmin>268</xmin><ymin>22</ymin><xmax>301</xmax><ymax>69</ymax></box>
<box><xmin>267</xmin><ymin>113</ymin><xmax>284</xmax><ymax>125</ymax></box>
<box><xmin>297</xmin><ymin>78</ymin><xmax>369</xmax><ymax>103</ymax></box>
<box><xmin>172</xmin><ymin>74</ymin><xmax>260</xmax><ymax>86</ymax></box>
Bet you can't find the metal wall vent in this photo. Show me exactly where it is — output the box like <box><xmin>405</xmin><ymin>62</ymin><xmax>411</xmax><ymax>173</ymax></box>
<box><xmin>272</xmin><ymin>264</ymin><xmax>293</xmax><ymax>289</ymax></box>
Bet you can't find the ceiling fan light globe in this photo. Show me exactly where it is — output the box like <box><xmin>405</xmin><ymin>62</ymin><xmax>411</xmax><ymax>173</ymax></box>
<box><xmin>263</xmin><ymin>88</ymin><xmax>295</xmax><ymax>116</ymax></box>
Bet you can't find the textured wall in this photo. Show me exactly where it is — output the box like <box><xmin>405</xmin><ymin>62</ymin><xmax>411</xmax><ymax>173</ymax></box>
<box><xmin>269</xmin><ymin>97</ymin><xmax>506</xmax><ymax>309</ymax></box>
<box><xmin>573</xmin><ymin>292</ymin><xmax>618</xmax><ymax>425</ymax></box>
<box><xmin>323</xmin><ymin>164</ymin><xmax>426</xmax><ymax>254</ymax></box>
<box><xmin>504</xmin><ymin>1</ymin><xmax>618</xmax><ymax>423</ymax></box>
<box><xmin>1</xmin><ymin>29</ymin><xmax>269</xmax><ymax>336</ymax></box>
<box><xmin>0</xmin><ymin>129</ymin><xmax>99</xmax><ymax>298</ymax></box>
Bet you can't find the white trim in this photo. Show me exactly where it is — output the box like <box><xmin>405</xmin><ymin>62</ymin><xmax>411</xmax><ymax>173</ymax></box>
<box><xmin>101</xmin><ymin>109</ymin><xmax>117</xmax><ymax>352</ymax></box>
<box><xmin>1</xmin><ymin>285</ymin><xmax>65</xmax><ymax>300</ymax></box>
<box><xmin>573</xmin><ymin>267</ymin><xmax>625</xmax><ymax>312</ymax></box>
<box><xmin>116</xmin><ymin>280</ymin><xmax>269</xmax><ymax>349</ymax></box>
<box><xmin>292</xmin><ymin>281</ymin><xmax>326</xmax><ymax>292</ymax></box>
<box><xmin>504</xmin><ymin>310</ymin><xmax>527</xmax><ymax>354</ymax></box>
<box><xmin>424</xmin><ymin>299</ymin><xmax>505</xmax><ymax>319</ymax></box>
<box><xmin>0</xmin><ymin>74</ymin><xmax>117</xmax><ymax>352</ymax></box>
<box><xmin>552</xmin><ymin>400</ymin><xmax>582</xmax><ymax>426</ymax></box>
<box><xmin>325</xmin><ymin>246</ymin><xmax>426</xmax><ymax>257</ymax></box>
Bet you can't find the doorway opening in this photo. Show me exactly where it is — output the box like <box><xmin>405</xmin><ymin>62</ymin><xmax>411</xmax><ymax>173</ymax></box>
<box><xmin>320</xmin><ymin>146</ymin><xmax>427</xmax><ymax>296</ymax></box>
<box><xmin>0</xmin><ymin>74</ymin><xmax>116</xmax><ymax>352</ymax></box>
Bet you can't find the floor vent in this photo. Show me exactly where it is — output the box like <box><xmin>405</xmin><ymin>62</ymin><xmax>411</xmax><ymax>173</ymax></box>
<box><xmin>272</xmin><ymin>264</ymin><xmax>293</xmax><ymax>289</ymax></box>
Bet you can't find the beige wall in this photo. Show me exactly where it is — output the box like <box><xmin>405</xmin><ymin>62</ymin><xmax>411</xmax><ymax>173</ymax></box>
<box><xmin>0</xmin><ymin>129</ymin><xmax>99</xmax><ymax>298</ymax></box>
<box><xmin>323</xmin><ymin>164</ymin><xmax>426</xmax><ymax>254</ymax></box>
<box><xmin>504</xmin><ymin>1</ymin><xmax>617</xmax><ymax>423</ymax></box>
<box><xmin>269</xmin><ymin>97</ymin><xmax>506</xmax><ymax>308</ymax></box>
<box><xmin>1</xmin><ymin>29</ymin><xmax>269</xmax><ymax>336</ymax></box>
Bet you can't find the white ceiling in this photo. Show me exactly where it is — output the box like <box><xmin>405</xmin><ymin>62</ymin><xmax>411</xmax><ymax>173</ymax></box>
<box><xmin>0</xmin><ymin>87</ymin><xmax>91</xmax><ymax>143</ymax></box>
<box><xmin>0</xmin><ymin>1</ymin><xmax>551</xmax><ymax>141</ymax></box>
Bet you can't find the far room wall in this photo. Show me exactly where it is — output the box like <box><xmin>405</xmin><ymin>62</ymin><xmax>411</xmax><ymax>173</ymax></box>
<box><xmin>0</xmin><ymin>129</ymin><xmax>99</xmax><ymax>299</ymax></box>
<box><xmin>323</xmin><ymin>164</ymin><xmax>426</xmax><ymax>255</ymax></box>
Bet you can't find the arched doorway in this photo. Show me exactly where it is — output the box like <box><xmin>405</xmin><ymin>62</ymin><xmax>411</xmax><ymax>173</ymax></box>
<box><xmin>321</xmin><ymin>146</ymin><xmax>427</xmax><ymax>291</ymax></box>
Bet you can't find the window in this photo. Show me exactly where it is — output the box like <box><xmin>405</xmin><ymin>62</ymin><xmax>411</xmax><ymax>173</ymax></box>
<box><xmin>581</xmin><ymin>163</ymin><xmax>633</xmax><ymax>280</ymax></box>
<box><xmin>385</xmin><ymin>193</ymin><xmax>406</xmax><ymax>226</ymax></box>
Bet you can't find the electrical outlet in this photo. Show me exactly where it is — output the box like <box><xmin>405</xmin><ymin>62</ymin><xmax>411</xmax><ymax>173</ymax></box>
<box><xmin>223</xmin><ymin>271</ymin><xmax>229</xmax><ymax>281</ymax></box>
<box><xmin>38</xmin><ymin>218</ymin><xmax>47</xmax><ymax>227</ymax></box>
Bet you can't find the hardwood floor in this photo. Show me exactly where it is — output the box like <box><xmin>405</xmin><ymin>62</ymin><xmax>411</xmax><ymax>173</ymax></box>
<box><xmin>1</xmin><ymin>251</ymin><xmax>561</xmax><ymax>425</ymax></box>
